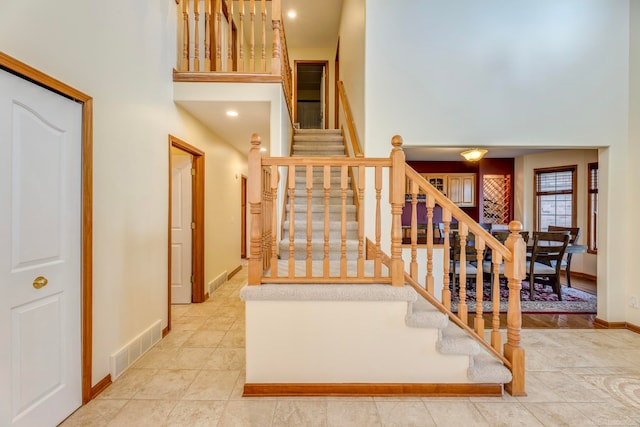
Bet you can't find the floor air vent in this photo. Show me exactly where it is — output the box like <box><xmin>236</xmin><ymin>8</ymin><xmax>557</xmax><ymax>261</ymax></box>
<box><xmin>208</xmin><ymin>271</ymin><xmax>227</xmax><ymax>295</ymax></box>
<box><xmin>110</xmin><ymin>319</ymin><xmax>162</xmax><ymax>380</ymax></box>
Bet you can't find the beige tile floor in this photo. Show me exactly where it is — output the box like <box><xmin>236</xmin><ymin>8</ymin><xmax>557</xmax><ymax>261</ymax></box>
<box><xmin>61</xmin><ymin>266</ymin><xmax>640</xmax><ymax>426</ymax></box>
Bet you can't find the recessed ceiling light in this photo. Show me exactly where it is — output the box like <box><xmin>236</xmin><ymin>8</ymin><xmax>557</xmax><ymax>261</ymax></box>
<box><xmin>226</xmin><ymin>110</ymin><xmax>238</xmax><ymax>117</ymax></box>
<box><xmin>287</xmin><ymin>10</ymin><xmax>297</xmax><ymax>18</ymax></box>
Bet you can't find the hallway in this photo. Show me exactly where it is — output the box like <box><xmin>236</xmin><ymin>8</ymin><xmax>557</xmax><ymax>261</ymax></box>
<box><xmin>61</xmin><ymin>267</ymin><xmax>640</xmax><ymax>426</ymax></box>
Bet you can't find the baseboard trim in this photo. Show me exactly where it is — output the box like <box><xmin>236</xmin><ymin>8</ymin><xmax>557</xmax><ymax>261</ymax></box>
<box><xmin>569</xmin><ymin>271</ymin><xmax>597</xmax><ymax>281</ymax></box>
<box><xmin>626</xmin><ymin>322</ymin><xmax>640</xmax><ymax>334</ymax></box>
<box><xmin>594</xmin><ymin>318</ymin><xmax>640</xmax><ymax>334</ymax></box>
<box><xmin>90</xmin><ymin>374</ymin><xmax>112</xmax><ymax>399</ymax></box>
<box><xmin>243</xmin><ymin>383</ymin><xmax>503</xmax><ymax>397</ymax></box>
<box><xmin>228</xmin><ymin>265</ymin><xmax>242</xmax><ymax>280</ymax></box>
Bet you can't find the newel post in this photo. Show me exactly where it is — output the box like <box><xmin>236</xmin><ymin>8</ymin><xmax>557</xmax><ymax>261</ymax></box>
<box><xmin>503</xmin><ymin>220</ymin><xmax>527</xmax><ymax>396</ymax></box>
<box><xmin>390</xmin><ymin>135</ymin><xmax>405</xmax><ymax>287</ymax></box>
<box><xmin>248</xmin><ymin>133</ymin><xmax>264</xmax><ymax>285</ymax></box>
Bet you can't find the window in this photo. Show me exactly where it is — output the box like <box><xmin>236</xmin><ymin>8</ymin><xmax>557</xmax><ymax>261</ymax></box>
<box><xmin>588</xmin><ymin>162</ymin><xmax>598</xmax><ymax>253</ymax></box>
<box><xmin>534</xmin><ymin>166</ymin><xmax>577</xmax><ymax>231</ymax></box>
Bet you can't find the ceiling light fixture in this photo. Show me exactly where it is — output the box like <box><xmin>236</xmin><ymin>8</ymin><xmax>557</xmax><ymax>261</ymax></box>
<box><xmin>226</xmin><ymin>110</ymin><xmax>238</xmax><ymax>117</ymax></box>
<box><xmin>287</xmin><ymin>10</ymin><xmax>297</xmax><ymax>18</ymax></box>
<box><xmin>460</xmin><ymin>148</ymin><xmax>488</xmax><ymax>162</ymax></box>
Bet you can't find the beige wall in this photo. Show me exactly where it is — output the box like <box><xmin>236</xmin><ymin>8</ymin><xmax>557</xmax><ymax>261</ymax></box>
<box><xmin>627</xmin><ymin>1</ymin><xmax>640</xmax><ymax>326</ymax></box>
<box><xmin>0</xmin><ymin>0</ymin><xmax>247</xmax><ymax>384</ymax></box>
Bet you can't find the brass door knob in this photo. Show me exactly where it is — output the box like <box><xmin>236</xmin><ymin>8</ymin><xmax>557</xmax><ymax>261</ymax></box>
<box><xmin>32</xmin><ymin>276</ymin><xmax>48</xmax><ymax>289</ymax></box>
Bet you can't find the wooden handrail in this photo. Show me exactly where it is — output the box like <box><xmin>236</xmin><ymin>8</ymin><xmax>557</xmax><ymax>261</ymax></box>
<box><xmin>337</xmin><ymin>80</ymin><xmax>363</xmax><ymax>158</ymax></box>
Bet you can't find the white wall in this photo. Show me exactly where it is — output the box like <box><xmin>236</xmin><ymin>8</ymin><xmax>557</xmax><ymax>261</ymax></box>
<box><xmin>289</xmin><ymin>47</ymin><xmax>337</xmax><ymax>129</ymax></box>
<box><xmin>364</xmin><ymin>0</ymin><xmax>628</xmax><ymax>154</ymax></box>
<box><xmin>627</xmin><ymin>1</ymin><xmax>640</xmax><ymax>326</ymax></box>
<box><xmin>0</xmin><ymin>1</ymin><xmax>247</xmax><ymax>384</ymax></box>
<box><xmin>515</xmin><ymin>149</ymin><xmax>598</xmax><ymax>277</ymax></box>
<box><xmin>359</xmin><ymin>0</ymin><xmax>631</xmax><ymax>323</ymax></box>
<box><xmin>338</xmin><ymin>0</ymin><xmax>366</xmax><ymax>143</ymax></box>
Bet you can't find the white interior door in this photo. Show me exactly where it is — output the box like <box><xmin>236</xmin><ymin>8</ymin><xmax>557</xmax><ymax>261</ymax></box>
<box><xmin>171</xmin><ymin>150</ymin><xmax>193</xmax><ymax>304</ymax></box>
<box><xmin>0</xmin><ymin>70</ymin><xmax>82</xmax><ymax>426</ymax></box>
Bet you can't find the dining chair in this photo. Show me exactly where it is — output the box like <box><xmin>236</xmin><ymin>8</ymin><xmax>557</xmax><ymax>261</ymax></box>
<box><xmin>527</xmin><ymin>231</ymin><xmax>570</xmax><ymax>301</ymax></box>
<box><xmin>547</xmin><ymin>225</ymin><xmax>582</xmax><ymax>288</ymax></box>
<box><xmin>481</xmin><ymin>230</ymin><xmax>530</xmax><ymax>297</ymax></box>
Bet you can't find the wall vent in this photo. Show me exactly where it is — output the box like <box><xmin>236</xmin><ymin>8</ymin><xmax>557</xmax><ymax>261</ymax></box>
<box><xmin>109</xmin><ymin>319</ymin><xmax>162</xmax><ymax>380</ymax></box>
<box><xmin>208</xmin><ymin>271</ymin><xmax>228</xmax><ymax>295</ymax></box>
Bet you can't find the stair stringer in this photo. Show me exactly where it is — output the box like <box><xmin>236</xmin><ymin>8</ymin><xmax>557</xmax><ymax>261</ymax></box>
<box><xmin>405</xmin><ymin>291</ymin><xmax>512</xmax><ymax>385</ymax></box>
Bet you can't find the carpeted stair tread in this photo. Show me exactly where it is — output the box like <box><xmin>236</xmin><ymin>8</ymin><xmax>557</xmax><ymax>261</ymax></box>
<box><xmin>468</xmin><ymin>353</ymin><xmax>513</xmax><ymax>384</ymax></box>
<box><xmin>264</xmin><ymin>259</ymin><xmax>389</xmax><ymax>278</ymax></box>
<box><xmin>436</xmin><ymin>323</ymin><xmax>481</xmax><ymax>356</ymax></box>
<box><xmin>293</xmin><ymin>134</ymin><xmax>344</xmax><ymax>143</ymax></box>
<box><xmin>294</xmin><ymin>128</ymin><xmax>342</xmax><ymax>134</ymax></box>
<box><xmin>405</xmin><ymin>299</ymin><xmax>449</xmax><ymax>329</ymax></box>
<box><xmin>278</xmin><ymin>239</ymin><xmax>360</xmax><ymax>260</ymax></box>
<box><xmin>283</xmin><ymin>220</ymin><xmax>359</xmax><ymax>233</ymax></box>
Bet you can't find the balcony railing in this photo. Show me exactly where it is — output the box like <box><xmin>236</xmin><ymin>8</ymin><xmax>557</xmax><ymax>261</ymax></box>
<box><xmin>175</xmin><ymin>0</ymin><xmax>293</xmax><ymax>115</ymax></box>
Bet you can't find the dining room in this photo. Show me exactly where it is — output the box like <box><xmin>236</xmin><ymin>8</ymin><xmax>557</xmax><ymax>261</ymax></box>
<box><xmin>401</xmin><ymin>147</ymin><xmax>599</xmax><ymax>327</ymax></box>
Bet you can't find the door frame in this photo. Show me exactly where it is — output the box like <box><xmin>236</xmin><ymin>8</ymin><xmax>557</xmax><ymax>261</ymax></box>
<box><xmin>168</xmin><ymin>136</ymin><xmax>205</xmax><ymax>326</ymax></box>
<box><xmin>334</xmin><ymin>39</ymin><xmax>340</xmax><ymax>129</ymax></box>
<box><xmin>0</xmin><ymin>52</ymin><xmax>94</xmax><ymax>403</ymax></box>
<box><xmin>293</xmin><ymin>60</ymin><xmax>329</xmax><ymax>129</ymax></box>
<box><xmin>241</xmin><ymin>175</ymin><xmax>247</xmax><ymax>258</ymax></box>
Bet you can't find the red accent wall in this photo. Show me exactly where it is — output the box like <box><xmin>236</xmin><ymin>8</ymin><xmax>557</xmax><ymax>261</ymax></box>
<box><xmin>404</xmin><ymin>159</ymin><xmax>514</xmax><ymax>225</ymax></box>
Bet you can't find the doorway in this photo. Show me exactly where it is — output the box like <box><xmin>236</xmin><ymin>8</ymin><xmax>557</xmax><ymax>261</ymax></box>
<box><xmin>0</xmin><ymin>52</ymin><xmax>93</xmax><ymax>423</ymax></box>
<box><xmin>294</xmin><ymin>60</ymin><xmax>329</xmax><ymax>129</ymax></box>
<box><xmin>168</xmin><ymin>136</ymin><xmax>205</xmax><ymax>328</ymax></box>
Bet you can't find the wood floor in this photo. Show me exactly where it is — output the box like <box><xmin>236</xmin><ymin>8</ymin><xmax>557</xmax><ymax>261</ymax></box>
<box><xmin>468</xmin><ymin>273</ymin><xmax>598</xmax><ymax>329</ymax></box>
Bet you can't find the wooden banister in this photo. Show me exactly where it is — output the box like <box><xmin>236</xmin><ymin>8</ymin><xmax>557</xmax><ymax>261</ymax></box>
<box><xmin>337</xmin><ymin>80</ymin><xmax>363</xmax><ymax>158</ymax></box>
<box><xmin>248</xmin><ymin>132</ymin><xmax>525</xmax><ymax>395</ymax></box>
<box><xmin>176</xmin><ymin>0</ymin><xmax>292</xmax><ymax>121</ymax></box>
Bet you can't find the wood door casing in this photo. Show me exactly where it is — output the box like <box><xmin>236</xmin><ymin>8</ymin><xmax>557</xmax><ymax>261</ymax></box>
<box><xmin>0</xmin><ymin>52</ymin><xmax>94</xmax><ymax>404</ymax></box>
<box><xmin>168</xmin><ymin>136</ymin><xmax>204</xmax><ymax>330</ymax></box>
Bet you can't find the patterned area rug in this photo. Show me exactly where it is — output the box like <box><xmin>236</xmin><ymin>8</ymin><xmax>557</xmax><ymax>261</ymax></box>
<box><xmin>451</xmin><ymin>281</ymin><xmax>597</xmax><ymax>314</ymax></box>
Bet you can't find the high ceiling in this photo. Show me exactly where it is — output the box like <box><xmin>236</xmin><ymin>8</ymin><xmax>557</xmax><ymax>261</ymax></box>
<box><xmin>281</xmin><ymin>0</ymin><xmax>344</xmax><ymax>49</ymax></box>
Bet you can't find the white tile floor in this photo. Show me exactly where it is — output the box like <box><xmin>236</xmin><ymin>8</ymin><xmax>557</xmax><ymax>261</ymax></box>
<box><xmin>61</xmin><ymin>266</ymin><xmax>640</xmax><ymax>426</ymax></box>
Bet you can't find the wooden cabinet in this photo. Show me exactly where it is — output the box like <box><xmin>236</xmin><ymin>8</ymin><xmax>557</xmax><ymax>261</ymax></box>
<box><xmin>447</xmin><ymin>174</ymin><xmax>475</xmax><ymax>207</ymax></box>
<box><xmin>406</xmin><ymin>173</ymin><xmax>476</xmax><ymax>207</ymax></box>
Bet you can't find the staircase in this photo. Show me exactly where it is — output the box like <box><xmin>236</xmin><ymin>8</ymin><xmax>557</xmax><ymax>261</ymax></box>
<box><xmin>279</xmin><ymin>129</ymin><xmax>359</xmax><ymax>260</ymax></box>
<box><xmin>246</xmin><ymin>129</ymin><xmax>513</xmax><ymax>394</ymax></box>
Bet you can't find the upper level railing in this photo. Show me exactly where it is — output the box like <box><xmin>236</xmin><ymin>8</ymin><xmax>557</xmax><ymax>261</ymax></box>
<box><xmin>175</xmin><ymin>0</ymin><xmax>293</xmax><ymax>116</ymax></box>
<box><xmin>247</xmin><ymin>132</ymin><xmax>527</xmax><ymax>395</ymax></box>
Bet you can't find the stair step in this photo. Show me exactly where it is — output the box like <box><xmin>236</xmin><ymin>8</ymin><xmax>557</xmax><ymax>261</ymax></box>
<box><xmin>436</xmin><ymin>323</ymin><xmax>480</xmax><ymax>356</ymax></box>
<box><xmin>283</xmin><ymin>220</ymin><xmax>359</xmax><ymax>232</ymax></box>
<box><xmin>468</xmin><ymin>353</ymin><xmax>513</xmax><ymax>383</ymax></box>
<box><xmin>292</xmin><ymin>153</ymin><xmax>347</xmax><ymax>158</ymax></box>
<box><xmin>293</xmin><ymin>134</ymin><xmax>344</xmax><ymax>143</ymax></box>
<box><xmin>294</xmin><ymin>176</ymin><xmax>351</xmax><ymax>185</ymax></box>
<box><xmin>291</xmin><ymin>189</ymin><xmax>354</xmax><ymax>199</ymax></box>
<box><xmin>264</xmin><ymin>259</ymin><xmax>388</xmax><ymax>278</ymax></box>
<box><xmin>405</xmin><ymin>299</ymin><xmax>449</xmax><ymax>329</ymax></box>
<box><xmin>278</xmin><ymin>239</ymin><xmax>361</xmax><ymax>260</ymax></box>
<box><xmin>294</xmin><ymin>128</ymin><xmax>342</xmax><ymax>134</ymax></box>
<box><xmin>286</xmin><ymin>204</ymin><xmax>356</xmax><ymax>214</ymax></box>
